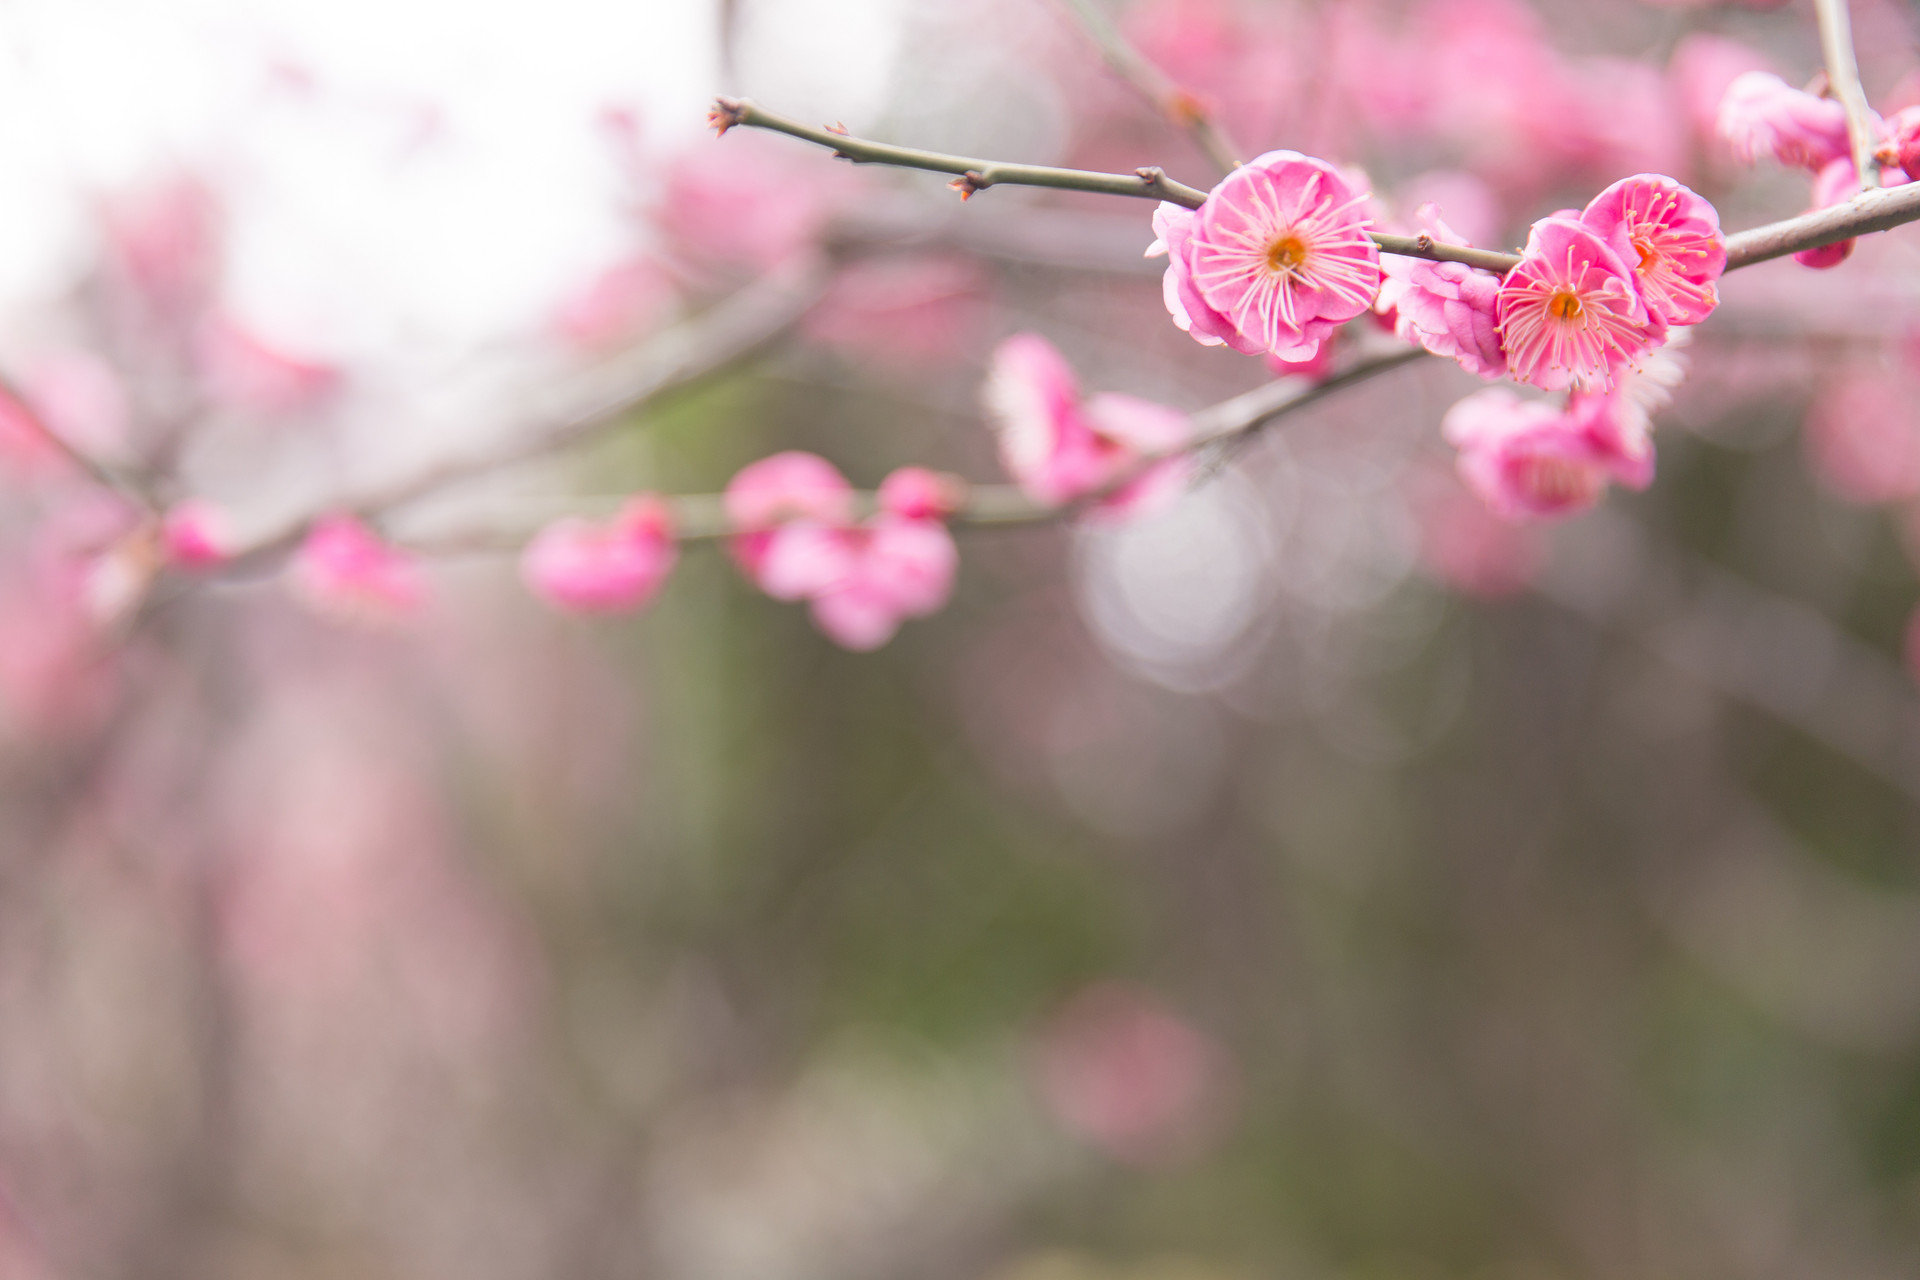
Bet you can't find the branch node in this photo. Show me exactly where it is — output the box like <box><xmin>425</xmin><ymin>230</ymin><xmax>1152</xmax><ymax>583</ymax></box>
<box><xmin>708</xmin><ymin>96</ymin><xmax>750</xmax><ymax>136</ymax></box>
<box><xmin>950</xmin><ymin>172</ymin><xmax>988</xmax><ymax>201</ymax></box>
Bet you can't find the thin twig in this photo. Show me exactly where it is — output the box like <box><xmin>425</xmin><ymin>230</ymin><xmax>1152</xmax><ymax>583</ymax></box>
<box><xmin>1053</xmin><ymin>0</ymin><xmax>1243</xmax><ymax>176</ymax></box>
<box><xmin>0</xmin><ymin>371</ymin><xmax>156</xmax><ymax>512</ymax></box>
<box><xmin>1721</xmin><ymin>178</ymin><xmax>1920</xmax><ymax>266</ymax></box>
<box><xmin>717</xmin><ymin>98</ymin><xmax>1526</xmax><ymax>272</ymax></box>
<box><xmin>1815</xmin><ymin>0</ymin><xmax>1881</xmax><ymax>190</ymax></box>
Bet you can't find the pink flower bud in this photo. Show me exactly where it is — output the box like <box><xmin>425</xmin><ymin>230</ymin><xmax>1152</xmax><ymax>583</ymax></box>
<box><xmin>1794</xmin><ymin>157</ymin><xmax>1862</xmax><ymax>269</ymax></box>
<box><xmin>1717</xmin><ymin>71</ymin><xmax>1855</xmax><ymax>172</ymax></box>
<box><xmin>723</xmin><ymin>451</ymin><xmax>855</xmax><ymax>585</ymax></box>
<box><xmin>161</xmin><ymin>500</ymin><xmax>232</xmax><ymax>570</ymax></box>
<box><xmin>521</xmin><ymin>496</ymin><xmax>677</xmax><ymax>614</ymax></box>
<box><xmin>291</xmin><ymin>514</ymin><xmax>424</xmax><ymax>626</ymax></box>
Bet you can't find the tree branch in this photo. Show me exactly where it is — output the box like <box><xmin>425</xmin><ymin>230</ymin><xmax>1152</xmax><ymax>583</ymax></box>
<box><xmin>1815</xmin><ymin>0</ymin><xmax>1881</xmax><ymax>191</ymax></box>
<box><xmin>1053</xmin><ymin>0</ymin><xmax>1244</xmax><ymax>177</ymax></box>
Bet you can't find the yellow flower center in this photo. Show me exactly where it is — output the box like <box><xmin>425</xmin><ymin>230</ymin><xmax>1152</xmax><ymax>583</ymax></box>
<box><xmin>1549</xmin><ymin>289</ymin><xmax>1583</xmax><ymax>321</ymax></box>
<box><xmin>1267</xmin><ymin>235</ymin><xmax>1309</xmax><ymax>271</ymax></box>
<box><xmin>1633</xmin><ymin>237</ymin><xmax>1658</xmax><ymax>272</ymax></box>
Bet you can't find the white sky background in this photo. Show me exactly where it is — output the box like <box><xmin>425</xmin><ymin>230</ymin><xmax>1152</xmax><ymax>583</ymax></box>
<box><xmin>0</xmin><ymin>0</ymin><xmax>910</xmax><ymax>364</ymax></box>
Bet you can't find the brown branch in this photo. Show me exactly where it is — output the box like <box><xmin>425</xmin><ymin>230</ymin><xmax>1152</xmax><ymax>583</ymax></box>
<box><xmin>1815</xmin><ymin>0</ymin><xmax>1881</xmax><ymax>191</ymax></box>
<box><xmin>1053</xmin><ymin>0</ymin><xmax>1243</xmax><ymax>177</ymax></box>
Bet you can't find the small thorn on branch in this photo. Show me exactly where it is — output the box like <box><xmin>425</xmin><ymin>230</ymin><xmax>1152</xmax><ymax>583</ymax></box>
<box><xmin>708</xmin><ymin>96</ymin><xmax>749</xmax><ymax>135</ymax></box>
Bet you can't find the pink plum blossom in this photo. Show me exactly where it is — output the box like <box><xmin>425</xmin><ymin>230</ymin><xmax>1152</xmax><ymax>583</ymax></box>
<box><xmin>1580</xmin><ymin>175</ymin><xmax>1725</xmax><ymax>327</ymax></box>
<box><xmin>983</xmin><ymin>333</ymin><xmax>1192</xmax><ymax>516</ymax></box>
<box><xmin>291</xmin><ymin>514</ymin><xmax>424</xmax><ymax>625</ymax></box>
<box><xmin>1443</xmin><ymin>388</ymin><xmax>1652</xmax><ymax>521</ymax></box>
<box><xmin>1717</xmin><ymin>71</ymin><xmax>1855</xmax><ymax>171</ymax></box>
<box><xmin>1030</xmin><ymin>982</ymin><xmax>1232</xmax><ymax>1168</ymax></box>
<box><xmin>521</xmin><ymin>496</ymin><xmax>677</xmax><ymax>614</ymax></box>
<box><xmin>1376</xmin><ymin>207</ymin><xmax>1506</xmax><ymax>379</ymax></box>
<box><xmin>1668</xmin><ymin>35</ymin><xmax>1775</xmax><ymax>150</ymax></box>
<box><xmin>723</xmin><ymin>451</ymin><xmax>855</xmax><ymax>585</ymax></box>
<box><xmin>161</xmin><ymin>500</ymin><xmax>232</xmax><ymax>570</ymax></box>
<box><xmin>1496</xmin><ymin>217</ymin><xmax>1663</xmax><ymax>393</ymax></box>
<box><xmin>756</xmin><ymin>469</ymin><xmax>961</xmax><ymax>651</ymax></box>
<box><xmin>658</xmin><ymin>135</ymin><xmax>845</xmax><ymax>273</ymax></box>
<box><xmin>1151</xmin><ymin>150</ymin><xmax>1381</xmax><ymax>360</ymax></box>
<box><xmin>1795</xmin><ymin>158</ymin><xmax>1865</xmax><ymax>269</ymax></box>
<box><xmin>1887</xmin><ymin>107</ymin><xmax>1920</xmax><ymax>184</ymax></box>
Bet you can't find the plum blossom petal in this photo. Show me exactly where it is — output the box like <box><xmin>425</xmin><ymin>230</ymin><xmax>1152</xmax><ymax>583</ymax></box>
<box><xmin>1496</xmin><ymin>217</ymin><xmax>1663</xmax><ymax>393</ymax></box>
<box><xmin>291</xmin><ymin>515</ymin><xmax>424</xmax><ymax>625</ymax></box>
<box><xmin>1580</xmin><ymin>174</ymin><xmax>1725</xmax><ymax>326</ymax></box>
<box><xmin>723</xmin><ymin>451</ymin><xmax>855</xmax><ymax>584</ymax></box>
<box><xmin>1443</xmin><ymin>388</ymin><xmax>1654</xmax><ymax>521</ymax></box>
<box><xmin>1717</xmin><ymin>71</ymin><xmax>1856</xmax><ymax>171</ymax></box>
<box><xmin>1377</xmin><ymin>206</ymin><xmax>1506</xmax><ymax>379</ymax></box>
<box><xmin>983</xmin><ymin>334</ymin><xmax>1194</xmax><ymax>516</ymax></box>
<box><xmin>1156</xmin><ymin>151</ymin><xmax>1381</xmax><ymax>359</ymax></box>
<box><xmin>1794</xmin><ymin>158</ymin><xmax>1865</xmax><ymax>269</ymax></box>
<box><xmin>760</xmin><ymin>515</ymin><xmax>958</xmax><ymax>651</ymax></box>
<box><xmin>521</xmin><ymin>496</ymin><xmax>677</xmax><ymax>614</ymax></box>
<box><xmin>876</xmin><ymin>466</ymin><xmax>965</xmax><ymax>521</ymax></box>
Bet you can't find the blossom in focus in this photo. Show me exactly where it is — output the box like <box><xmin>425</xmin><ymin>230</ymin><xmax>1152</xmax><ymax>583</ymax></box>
<box><xmin>1376</xmin><ymin>207</ymin><xmax>1506</xmax><ymax>379</ymax></box>
<box><xmin>983</xmin><ymin>333</ymin><xmax>1192</xmax><ymax>516</ymax></box>
<box><xmin>1496</xmin><ymin>217</ymin><xmax>1662</xmax><ymax>393</ymax></box>
<box><xmin>1580</xmin><ymin>175</ymin><xmax>1725</xmax><ymax>327</ymax></box>
<box><xmin>161</xmin><ymin>500</ymin><xmax>233</xmax><ymax>570</ymax></box>
<box><xmin>1443</xmin><ymin>388</ymin><xmax>1652</xmax><ymax>521</ymax></box>
<box><xmin>1794</xmin><ymin>158</ymin><xmax>1864</xmax><ymax>269</ymax></box>
<box><xmin>291</xmin><ymin>514</ymin><xmax>424</xmax><ymax>625</ymax></box>
<box><xmin>1717</xmin><ymin>71</ymin><xmax>1854</xmax><ymax>171</ymax></box>
<box><xmin>521</xmin><ymin>496</ymin><xmax>677</xmax><ymax>614</ymax></box>
<box><xmin>755</xmin><ymin>468</ymin><xmax>960</xmax><ymax>651</ymax></box>
<box><xmin>723</xmin><ymin>451</ymin><xmax>855</xmax><ymax>585</ymax></box>
<box><xmin>1151</xmin><ymin>150</ymin><xmax>1381</xmax><ymax>360</ymax></box>
<box><xmin>1030</xmin><ymin>982</ymin><xmax>1232</xmax><ymax>1167</ymax></box>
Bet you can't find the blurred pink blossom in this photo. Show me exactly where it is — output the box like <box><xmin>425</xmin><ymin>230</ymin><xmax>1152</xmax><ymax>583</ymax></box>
<box><xmin>97</xmin><ymin>173</ymin><xmax>221</xmax><ymax>317</ymax></box>
<box><xmin>520</xmin><ymin>495</ymin><xmax>677</xmax><ymax>614</ymax></box>
<box><xmin>291</xmin><ymin>514</ymin><xmax>424</xmax><ymax>625</ymax></box>
<box><xmin>1795</xmin><ymin>158</ymin><xmax>1865</xmax><ymax>269</ymax></box>
<box><xmin>1397</xmin><ymin>170</ymin><xmax>1503</xmax><ymax>248</ymax></box>
<box><xmin>196</xmin><ymin>317</ymin><xmax>341</xmax><ymax>417</ymax></box>
<box><xmin>803</xmin><ymin>256</ymin><xmax>987</xmax><ymax>370</ymax></box>
<box><xmin>23</xmin><ymin>350</ymin><xmax>131</xmax><ymax>462</ymax></box>
<box><xmin>1444</xmin><ymin>387</ymin><xmax>1651</xmax><ymax>520</ymax></box>
<box><xmin>1377</xmin><ymin>208</ymin><xmax>1506</xmax><ymax>380</ymax></box>
<box><xmin>1408</xmin><ymin>467</ymin><xmax>1543</xmax><ymax>597</ymax></box>
<box><xmin>161</xmin><ymin>500</ymin><xmax>233</xmax><ymax>570</ymax></box>
<box><xmin>551</xmin><ymin>256</ymin><xmax>677</xmax><ymax>351</ymax></box>
<box><xmin>1888</xmin><ymin>107</ymin><xmax>1920</xmax><ymax>185</ymax></box>
<box><xmin>759</xmin><ymin>511</ymin><xmax>959</xmax><ymax>651</ymax></box>
<box><xmin>658</xmin><ymin>134</ymin><xmax>845</xmax><ymax>273</ymax></box>
<box><xmin>876</xmin><ymin>465</ymin><xmax>966</xmax><ymax>521</ymax></box>
<box><xmin>1497</xmin><ymin>217</ymin><xmax>1662</xmax><ymax>392</ymax></box>
<box><xmin>1151</xmin><ymin>151</ymin><xmax>1381</xmax><ymax>360</ymax></box>
<box><xmin>1031</xmin><ymin>982</ymin><xmax>1232</xmax><ymax>1167</ymax></box>
<box><xmin>1264</xmin><ymin>339</ymin><xmax>1336</xmax><ymax>383</ymax></box>
<box><xmin>1805</xmin><ymin>371</ymin><xmax>1920</xmax><ymax>504</ymax></box>
<box><xmin>724</xmin><ymin>451</ymin><xmax>855</xmax><ymax>585</ymax></box>
<box><xmin>982</xmin><ymin>333</ymin><xmax>1192</xmax><ymax>515</ymax></box>
<box><xmin>1718</xmin><ymin>72</ymin><xmax>1855</xmax><ymax>171</ymax></box>
<box><xmin>1580</xmin><ymin>174</ymin><xmax>1724</xmax><ymax>327</ymax></box>
<box><xmin>1669</xmin><ymin>35</ymin><xmax>1775</xmax><ymax>149</ymax></box>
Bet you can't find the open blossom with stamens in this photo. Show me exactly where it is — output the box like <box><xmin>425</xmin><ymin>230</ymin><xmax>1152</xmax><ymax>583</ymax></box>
<box><xmin>1580</xmin><ymin>175</ymin><xmax>1725</xmax><ymax>326</ymax></box>
<box><xmin>983</xmin><ymin>333</ymin><xmax>1192</xmax><ymax>517</ymax></box>
<box><xmin>1149</xmin><ymin>151</ymin><xmax>1381</xmax><ymax>360</ymax></box>
<box><xmin>521</xmin><ymin>496</ymin><xmax>678</xmax><ymax>614</ymax></box>
<box><xmin>1496</xmin><ymin>217</ymin><xmax>1663</xmax><ymax>393</ymax></box>
<box><xmin>1443</xmin><ymin>389</ymin><xmax>1652</xmax><ymax>521</ymax></box>
<box><xmin>1376</xmin><ymin>206</ymin><xmax>1506</xmax><ymax>379</ymax></box>
<box><xmin>1717</xmin><ymin>71</ymin><xmax>1856</xmax><ymax>171</ymax></box>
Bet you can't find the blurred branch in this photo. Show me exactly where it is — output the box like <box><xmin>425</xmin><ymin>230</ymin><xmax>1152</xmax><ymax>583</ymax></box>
<box><xmin>397</xmin><ymin>347</ymin><xmax>1431</xmax><ymax>554</ymax></box>
<box><xmin>1053</xmin><ymin>0</ymin><xmax>1243</xmax><ymax>176</ymax></box>
<box><xmin>0</xmin><ymin>371</ymin><xmax>156</xmax><ymax>513</ymax></box>
<box><xmin>1815</xmin><ymin>0</ymin><xmax>1881</xmax><ymax>190</ymax></box>
<box><xmin>222</xmin><ymin>256</ymin><xmax>833</xmax><ymax>569</ymax></box>
<box><xmin>1538</xmin><ymin>508</ymin><xmax>1920</xmax><ymax>806</ymax></box>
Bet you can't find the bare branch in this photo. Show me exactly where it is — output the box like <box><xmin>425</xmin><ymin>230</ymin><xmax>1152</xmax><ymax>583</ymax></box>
<box><xmin>1053</xmin><ymin>0</ymin><xmax>1244</xmax><ymax>177</ymax></box>
<box><xmin>1722</xmin><ymin>178</ymin><xmax>1920</xmax><ymax>267</ymax></box>
<box><xmin>1815</xmin><ymin>0</ymin><xmax>1881</xmax><ymax>190</ymax></box>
